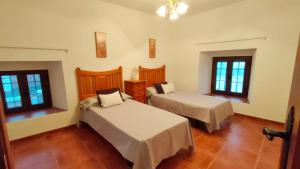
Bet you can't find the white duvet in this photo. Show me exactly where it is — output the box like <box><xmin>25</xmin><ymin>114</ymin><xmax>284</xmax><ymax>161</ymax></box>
<box><xmin>81</xmin><ymin>99</ymin><xmax>194</xmax><ymax>169</ymax></box>
<box><xmin>149</xmin><ymin>91</ymin><xmax>234</xmax><ymax>133</ymax></box>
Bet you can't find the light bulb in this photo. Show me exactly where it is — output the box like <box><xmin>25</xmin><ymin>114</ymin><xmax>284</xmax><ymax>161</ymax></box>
<box><xmin>156</xmin><ymin>5</ymin><xmax>167</xmax><ymax>17</ymax></box>
<box><xmin>169</xmin><ymin>11</ymin><xmax>179</xmax><ymax>20</ymax></box>
<box><xmin>176</xmin><ymin>2</ymin><xmax>189</xmax><ymax>15</ymax></box>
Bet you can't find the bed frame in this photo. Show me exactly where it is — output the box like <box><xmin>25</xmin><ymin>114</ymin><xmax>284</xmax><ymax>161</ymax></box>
<box><xmin>138</xmin><ymin>65</ymin><xmax>166</xmax><ymax>87</ymax></box>
<box><xmin>76</xmin><ymin>67</ymin><xmax>123</xmax><ymax>101</ymax></box>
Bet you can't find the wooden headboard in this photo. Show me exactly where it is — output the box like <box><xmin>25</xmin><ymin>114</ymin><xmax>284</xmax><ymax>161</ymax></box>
<box><xmin>139</xmin><ymin>65</ymin><xmax>166</xmax><ymax>87</ymax></box>
<box><xmin>76</xmin><ymin>67</ymin><xmax>123</xmax><ymax>101</ymax></box>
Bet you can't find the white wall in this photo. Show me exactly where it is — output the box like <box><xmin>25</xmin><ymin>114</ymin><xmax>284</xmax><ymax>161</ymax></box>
<box><xmin>47</xmin><ymin>61</ymin><xmax>68</xmax><ymax>110</ymax></box>
<box><xmin>197</xmin><ymin>52</ymin><xmax>212</xmax><ymax>94</ymax></box>
<box><xmin>171</xmin><ymin>0</ymin><xmax>300</xmax><ymax>122</ymax></box>
<box><xmin>0</xmin><ymin>0</ymin><xmax>175</xmax><ymax>140</ymax></box>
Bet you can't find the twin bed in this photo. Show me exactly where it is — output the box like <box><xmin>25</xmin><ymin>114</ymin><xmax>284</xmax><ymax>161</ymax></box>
<box><xmin>76</xmin><ymin>67</ymin><xmax>193</xmax><ymax>169</ymax></box>
<box><xmin>139</xmin><ymin>65</ymin><xmax>234</xmax><ymax>133</ymax></box>
<box><xmin>76</xmin><ymin>65</ymin><xmax>233</xmax><ymax>169</ymax></box>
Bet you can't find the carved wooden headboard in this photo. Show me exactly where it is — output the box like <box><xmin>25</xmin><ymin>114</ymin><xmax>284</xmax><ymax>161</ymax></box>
<box><xmin>139</xmin><ymin>65</ymin><xmax>166</xmax><ymax>87</ymax></box>
<box><xmin>76</xmin><ymin>67</ymin><xmax>123</xmax><ymax>101</ymax></box>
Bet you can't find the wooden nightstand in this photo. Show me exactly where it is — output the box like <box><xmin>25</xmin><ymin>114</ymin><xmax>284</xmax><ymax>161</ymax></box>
<box><xmin>124</xmin><ymin>80</ymin><xmax>146</xmax><ymax>103</ymax></box>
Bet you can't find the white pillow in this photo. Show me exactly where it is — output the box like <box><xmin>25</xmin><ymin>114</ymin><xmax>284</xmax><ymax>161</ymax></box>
<box><xmin>161</xmin><ymin>83</ymin><xmax>176</xmax><ymax>94</ymax></box>
<box><xmin>146</xmin><ymin>87</ymin><xmax>157</xmax><ymax>97</ymax></box>
<box><xmin>98</xmin><ymin>91</ymin><xmax>123</xmax><ymax>108</ymax></box>
<box><xmin>80</xmin><ymin>96</ymin><xmax>99</xmax><ymax>110</ymax></box>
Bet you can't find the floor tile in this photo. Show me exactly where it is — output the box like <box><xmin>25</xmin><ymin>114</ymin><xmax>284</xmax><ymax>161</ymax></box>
<box><xmin>181</xmin><ymin>147</ymin><xmax>215</xmax><ymax>169</ymax></box>
<box><xmin>210</xmin><ymin>145</ymin><xmax>257</xmax><ymax>169</ymax></box>
<box><xmin>11</xmin><ymin>114</ymin><xmax>283</xmax><ymax>169</ymax></box>
<box><xmin>195</xmin><ymin>135</ymin><xmax>224</xmax><ymax>154</ymax></box>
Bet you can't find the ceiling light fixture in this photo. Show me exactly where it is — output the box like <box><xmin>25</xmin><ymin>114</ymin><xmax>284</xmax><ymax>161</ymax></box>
<box><xmin>156</xmin><ymin>0</ymin><xmax>189</xmax><ymax>21</ymax></box>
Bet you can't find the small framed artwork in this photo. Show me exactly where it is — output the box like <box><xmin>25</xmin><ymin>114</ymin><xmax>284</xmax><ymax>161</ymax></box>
<box><xmin>95</xmin><ymin>32</ymin><xmax>107</xmax><ymax>58</ymax></box>
<box><xmin>149</xmin><ymin>38</ymin><xmax>156</xmax><ymax>58</ymax></box>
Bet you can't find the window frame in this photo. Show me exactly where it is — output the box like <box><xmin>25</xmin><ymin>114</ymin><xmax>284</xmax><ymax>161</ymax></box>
<box><xmin>0</xmin><ymin>70</ymin><xmax>52</xmax><ymax>114</ymax></box>
<box><xmin>211</xmin><ymin>56</ymin><xmax>252</xmax><ymax>98</ymax></box>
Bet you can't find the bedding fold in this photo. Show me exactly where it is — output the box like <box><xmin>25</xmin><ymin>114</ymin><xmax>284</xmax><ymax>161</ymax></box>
<box><xmin>82</xmin><ymin>99</ymin><xmax>193</xmax><ymax>169</ymax></box>
<box><xmin>149</xmin><ymin>91</ymin><xmax>234</xmax><ymax>133</ymax></box>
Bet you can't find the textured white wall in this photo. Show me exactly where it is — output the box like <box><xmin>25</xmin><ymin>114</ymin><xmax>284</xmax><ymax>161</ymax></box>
<box><xmin>170</xmin><ymin>0</ymin><xmax>300</xmax><ymax>122</ymax></box>
<box><xmin>0</xmin><ymin>0</ymin><xmax>175</xmax><ymax>140</ymax></box>
<box><xmin>1</xmin><ymin>0</ymin><xmax>299</xmax><ymax>140</ymax></box>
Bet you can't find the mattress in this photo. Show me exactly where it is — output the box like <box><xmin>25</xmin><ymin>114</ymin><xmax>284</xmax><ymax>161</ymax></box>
<box><xmin>149</xmin><ymin>91</ymin><xmax>234</xmax><ymax>133</ymax></box>
<box><xmin>81</xmin><ymin>99</ymin><xmax>194</xmax><ymax>169</ymax></box>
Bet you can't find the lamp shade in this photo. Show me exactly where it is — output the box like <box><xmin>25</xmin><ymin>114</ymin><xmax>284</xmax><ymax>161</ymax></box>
<box><xmin>156</xmin><ymin>5</ymin><xmax>167</xmax><ymax>17</ymax></box>
<box><xmin>176</xmin><ymin>2</ymin><xmax>188</xmax><ymax>15</ymax></box>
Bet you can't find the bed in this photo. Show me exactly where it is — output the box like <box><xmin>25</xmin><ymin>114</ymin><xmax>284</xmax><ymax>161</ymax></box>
<box><xmin>76</xmin><ymin>67</ymin><xmax>193</xmax><ymax>169</ymax></box>
<box><xmin>139</xmin><ymin>65</ymin><xmax>234</xmax><ymax>133</ymax></box>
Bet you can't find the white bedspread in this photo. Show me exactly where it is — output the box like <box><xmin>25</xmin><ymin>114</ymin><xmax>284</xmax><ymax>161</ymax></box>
<box><xmin>81</xmin><ymin>99</ymin><xmax>193</xmax><ymax>169</ymax></box>
<box><xmin>149</xmin><ymin>91</ymin><xmax>234</xmax><ymax>133</ymax></box>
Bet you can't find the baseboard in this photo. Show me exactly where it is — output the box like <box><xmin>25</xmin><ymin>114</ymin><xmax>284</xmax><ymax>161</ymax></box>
<box><xmin>234</xmin><ymin>113</ymin><xmax>285</xmax><ymax>125</ymax></box>
<box><xmin>10</xmin><ymin>124</ymin><xmax>76</xmax><ymax>144</ymax></box>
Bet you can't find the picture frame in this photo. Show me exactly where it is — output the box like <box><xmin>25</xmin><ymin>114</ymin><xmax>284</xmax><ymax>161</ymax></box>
<box><xmin>95</xmin><ymin>32</ymin><xmax>107</xmax><ymax>58</ymax></box>
<box><xmin>149</xmin><ymin>38</ymin><xmax>156</xmax><ymax>58</ymax></box>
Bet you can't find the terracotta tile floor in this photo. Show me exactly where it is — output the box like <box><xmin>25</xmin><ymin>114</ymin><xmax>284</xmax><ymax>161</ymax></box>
<box><xmin>11</xmin><ymin>115</ymin><xmax>284</xmax><ymax>169</ymax></box>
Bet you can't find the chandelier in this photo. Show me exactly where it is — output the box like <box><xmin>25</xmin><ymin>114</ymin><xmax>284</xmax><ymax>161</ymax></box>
<box><xmin>156</xmin><ymin>0</ymin><xmax>189</xmax><ymax>20</ymax></box>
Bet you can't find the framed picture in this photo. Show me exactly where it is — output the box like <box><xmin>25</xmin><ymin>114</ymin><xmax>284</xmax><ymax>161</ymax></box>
<box><xmin>149</xmin><ymin>38</ymin><xmax>156</xmax><ymax>58</ymax></box>
<box><xmin>95</xmin><ymin>32</ymin><xmax>107</xmax><ymax>58</ymax></box>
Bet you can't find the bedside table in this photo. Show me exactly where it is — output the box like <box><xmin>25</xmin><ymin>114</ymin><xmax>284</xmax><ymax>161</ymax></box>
<box><xmin>124</xmin><ymin>80</ymin><xmax>146</xmax><ymax>103</ymax></box>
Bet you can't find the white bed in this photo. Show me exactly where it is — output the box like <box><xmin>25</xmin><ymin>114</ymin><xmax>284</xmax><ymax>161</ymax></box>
<box><xmin>82</xmin><ymin>99</ymin><xmax>193</xmax><ymax>169</ymax></box>
<box><xmin>149</xmin><ymin>91</ymin><xmax>234</xmax><ymax>133</ymax></box>
<box><xmin>76</xmin><ymin>67</ymin><xmax>194</xmax><ymax>169</ymax></box>
<box><xmin>138</xmin><ymin>65</ymin><xmax>234</xmax><ymax>133</ymax></box>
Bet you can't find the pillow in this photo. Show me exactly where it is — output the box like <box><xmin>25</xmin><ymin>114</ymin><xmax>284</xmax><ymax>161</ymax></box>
<box><xmin>79</xmin><ymin>96</ymin><xmax>99</xmax><ymax>110</ymax></box>
<box><xmin>146</xmin><ymin>87</ymin><xmax>157</xmax><ymax>97</ymax></box>
<box><xmin>153</xmin><ymin>82</ymin><xmax>168</xmax><ymax>94</ymax></box>
<box><xmin>161</xmin><ymin>83</ymin><xmax>176</xmax><ymax>94</ymax></box>
<box><xmin>121</xmin><ymin>92</ymin><xmax>133</xmax><ymax>100</ymax></box>
<box><xmin>96</xmin><ymin>88</ymin><xmax>124</xmax><ymax>106</ymax></box>
<box><xmin>98</xmin><ymin>91</ymin><xmax>123</xmax><ymax>108</ymax></box>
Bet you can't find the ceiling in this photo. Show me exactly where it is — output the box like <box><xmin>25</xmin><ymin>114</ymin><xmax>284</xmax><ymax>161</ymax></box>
<box><xmin>101</xmin><ymin>0</ymin><xmax>244</xmax><ymax>15</ymax></box>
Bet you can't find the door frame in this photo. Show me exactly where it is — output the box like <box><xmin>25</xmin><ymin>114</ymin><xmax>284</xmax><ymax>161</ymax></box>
<box><xmin>285</xmin><ymin>34</ymin><xmax>300</xmax><ymax>169</ymax></box>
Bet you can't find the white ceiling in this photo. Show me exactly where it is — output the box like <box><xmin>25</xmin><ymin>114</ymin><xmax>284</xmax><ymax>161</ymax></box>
<box><xmin>101</xmin><ymin>0</ymin><xmax>244</xmax><ymax>15</ymax></box>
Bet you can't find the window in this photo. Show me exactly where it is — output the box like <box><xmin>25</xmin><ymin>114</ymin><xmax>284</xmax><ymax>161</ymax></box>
<box><xmin>0</xmin><ymin>70</ymin><xmax>52</xmax><ymax>114</ymax></box>
<box><xmin>27</xmin><ymin>74</ymin><xmax>44</xmax><ymax>105</ymax></box>
<box><xmin>1</xmin><ymin>75</ymin><xmax>22</xmax><ymax>109</ymax></box>
<box><xmin>211</xmin><ymin>56</ymin><xmax>252</xmax><ymax>98</ymax></box>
